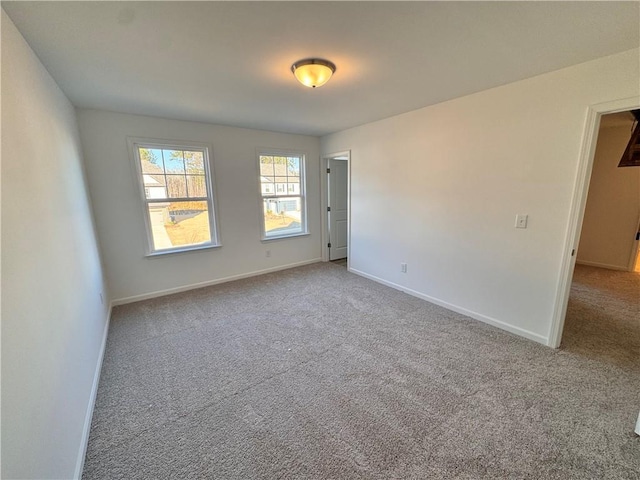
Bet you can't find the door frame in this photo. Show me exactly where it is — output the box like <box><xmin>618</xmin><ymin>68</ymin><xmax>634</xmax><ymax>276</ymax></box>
<box><xmin>548</xmin><ymin>96</ymin><xmax>640</xmax><ymax>348</ymax></box>
<box><xmin>321</xmin><ymin>150</ymin><xmax>351</xmax><ymax>268</ymax></box>
<box><xmin>627</xmin><ymin>213</ymin><xmax>640</xmax><ymax>272</ymax></box>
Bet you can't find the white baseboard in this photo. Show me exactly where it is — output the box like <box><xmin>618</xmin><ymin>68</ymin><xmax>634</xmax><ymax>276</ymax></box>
<box><xmin>575</xmin><ymin>260</ymin><xmax>628</xmax><ymax>271</ymax></box>
<box><xmin>349</xmin><ymin>268</ymin><xmax>549</xmax><ymax>346</ymax></box>
<box><xmin>74</xmin><ymin>301</ymin><xmax>112</xmax><ymax>480</ymax></box>
<box><xmin>112</xmin><ymin>258</ymin><xmax>323</xmax><ymax>306</ymax></box>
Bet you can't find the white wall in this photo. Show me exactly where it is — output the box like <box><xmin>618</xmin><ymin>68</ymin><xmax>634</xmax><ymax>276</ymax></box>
<box><xmin>1</xmin><ymin>10</ymin><xmax>109</xmax><ymax>479</ymax></box>
<box><xmin>577</xmin><ymin>122</ymin><xmax>640</xmax><ymax>270</ymax></box>
<box><xmin>321</xmin><ymin>49</ymin><xmax>639</xmax><ymax>345</ymax></box>
<box><xmin>76</xmin><ymin>110</ymin><xmax>321</xmax><ymax>302</ymax></box>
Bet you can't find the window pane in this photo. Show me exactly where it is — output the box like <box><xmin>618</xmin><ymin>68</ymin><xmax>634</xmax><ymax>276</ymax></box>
<box><xmin>139</xmin><ymin>148</ymin><xmax>164</xmax><ymax>173</ymax></box>
<box><xmin>143</xmin><ymin>174</ymin><xmax>167</xmax><ymax>199</ymax></box>
<box><xmin>163</xmin><ymin>150</ymin><xmax>186</xmax><ymax>173</ymax></box>
<box><xmin>165</xmin><ymin>175</ymin><xmax>187</xmax><ymax>198</ymax></box>
<box><xmin>272</xmin><ymin>162</ymin><xmax>288</xmax><ymax>178</ymax></box>
<box><xmin>147</xmin><ymin>201</ymin><xmax>211</xmax><ymax>251</ymax></box>
<box><xmin>184</xmin><ymin>151</ymin><xmax>204</xmax><ymax>173</ymax></box>
<box><xmin>261</xmin><ymin>179</ymin><xmax>274</xmax><ymax>192</ymax></box>
<box><xmin>287</xmin><ymin>157</ymin><xmax>300</xmax><ymax>176</ymax></box>
<box><xmin>274</xmin><ymin>176</ymin><xmax>288</xmax><ymax>184</ymax></box>
<box><xmin>260</xmin><ymin>156</ymin><xmax>275</xmax><ymax>177</ymax></box>
<box><xmin>257</xmin><ymin>151</ymin><xmax>306</xmax><ymax>239</ymax></box>
<box><xmin>263</xmin><ymin>197</ymin><xmax>302</xmax><ymax>237</ymax></box>
<box><xmin>186</xmin><ymin>175</ymin><xmax>207</xmax><ymax>198</ymax></box>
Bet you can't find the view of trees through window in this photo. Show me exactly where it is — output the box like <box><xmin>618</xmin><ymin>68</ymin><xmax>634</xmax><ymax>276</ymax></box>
<box><xmin>134</xmin><ymin>144</ymin><xmax>305</xmax><ymax>251</ymax></box>
<box><xmin>137</xmin><ymin>146</ymin><xmax>215</xmax><ymax>251</ymax></box>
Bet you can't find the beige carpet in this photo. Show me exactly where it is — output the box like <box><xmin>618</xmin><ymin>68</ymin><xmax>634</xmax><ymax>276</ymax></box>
<box><xmin>83</xmin><ymin>263</ymin><xmax>639</xmax><ymax>479</ymax></box>
<box><xmin>563</xmin><ymin>265</ymin><xmax>639</xmax><ymax>367</ymax></box>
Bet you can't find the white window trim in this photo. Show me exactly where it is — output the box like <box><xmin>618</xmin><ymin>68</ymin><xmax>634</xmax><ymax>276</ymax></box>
<box><xmin>128</xmin><ymin>137</ymin><xmax>221</xmax><ymax>256</ymax></box>
<box><xmin>256</xmin><ymin>148</ymin><xmax>308</xmax><ymax>241</ymax></box>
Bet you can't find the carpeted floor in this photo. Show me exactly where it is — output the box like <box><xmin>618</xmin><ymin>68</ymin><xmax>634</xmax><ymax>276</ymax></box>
<box><xmin>83</xmin><ymin>263</ymin><xmax>640</xmax><ymax>479</ymax></box>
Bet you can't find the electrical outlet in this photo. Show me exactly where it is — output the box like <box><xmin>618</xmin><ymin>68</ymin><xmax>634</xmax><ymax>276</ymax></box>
<box><xmin>401</xmin><ymin>263</ymin><xmax>407</xmax><ymax>273</ymax></box>
<box><xmin>265</xmin><ymin>250</ymin><xmax>271</xmax><ymax>258</ymax></box>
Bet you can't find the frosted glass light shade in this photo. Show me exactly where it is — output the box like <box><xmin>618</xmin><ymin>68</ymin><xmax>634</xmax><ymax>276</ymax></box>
<box><xmin>291</xmin><ymin>59</ymin><xmax>336</xmax><ymax>88</ymax></box>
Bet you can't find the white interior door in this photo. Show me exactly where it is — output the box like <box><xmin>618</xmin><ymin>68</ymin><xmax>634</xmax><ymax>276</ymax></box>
<box><xmin>328</xmin><ymin>158</ymin><xmax>348</xmax><ymax>260</ymax></box>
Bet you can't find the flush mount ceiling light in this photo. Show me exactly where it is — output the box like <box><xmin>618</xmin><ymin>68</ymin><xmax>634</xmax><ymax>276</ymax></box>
<box><xmin>291</xmin><ymin>59</ymin><xmax>336</xmax><ymax>88</ymax></box>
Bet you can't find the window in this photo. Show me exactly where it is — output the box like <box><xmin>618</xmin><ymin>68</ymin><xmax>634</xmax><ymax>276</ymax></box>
<box><xmin>130</xmin><ymin>138</ymin><xmax>220</xmax><ymax>254</ymax></box>
<box><xmin>258</xmin><ymin>151</ymin><xmax>307</xmax><ymax>239</ymax></box>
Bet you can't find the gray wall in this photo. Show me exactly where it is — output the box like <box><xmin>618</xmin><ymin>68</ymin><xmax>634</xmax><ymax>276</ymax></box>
<box><xmin>1</xmin><ymin>10</ymin><xmax>109</xmax><ymax>479</ymax></box>
<box><xmin>322</xmin><ymin>49</ymin><xmax>639</xmax><ymax>346</ymax></box>
<box><xmin>76</xmin><ymin>109</ymin><xmax>321</xmax><ymax>303</ymax></box>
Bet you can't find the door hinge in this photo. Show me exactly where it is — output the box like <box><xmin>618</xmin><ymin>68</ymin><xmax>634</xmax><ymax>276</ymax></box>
<box><xmin>326</xmin><ymin>168</ymin><xmax>330</xmax><ymax>174</ymax></box>
<box><xmin>328</xmin><ymin>242</ymin><xmax>332</xmax><ymax>248</ymax></box>
<box><xmin>327</xmin><ymin>206</ymin><xmax>331</xmax><ymax>212</ymax></box>
<box><xmin>571</xmin><ymin>249</ymin><xmax>575</xmax><ymax>257</ymax></box>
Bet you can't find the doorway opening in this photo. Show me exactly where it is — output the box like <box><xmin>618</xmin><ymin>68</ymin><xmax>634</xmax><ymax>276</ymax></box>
<box><xmin>576</xmin><ymin>111</ymin><xmax>640</xmax><ymax>273</ymax></box>
<box><xmin>565</xmin><ymin>111</ymin><xmax>639</xmax><ymax>356</ymax></box>
<box><xmin>548</xmin><ymin>97</ymin><xmax>640</xmax><ymax>348</ymax></box>
<box><xmin>321</xmin><ymin>151</ymin><xmax>350</xmax><ymax>269</ymax></box>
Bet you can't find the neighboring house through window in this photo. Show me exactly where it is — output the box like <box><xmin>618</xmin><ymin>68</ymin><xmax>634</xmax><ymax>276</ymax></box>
<box><xmin>129</xmin><ymin>138</ymin><xmax>220</xmax><ymax>254</ymax></box>
<box><xmin>258</xmin><ymin>151</ymin><xmax>307</xmax><ymax>239</ymax></box>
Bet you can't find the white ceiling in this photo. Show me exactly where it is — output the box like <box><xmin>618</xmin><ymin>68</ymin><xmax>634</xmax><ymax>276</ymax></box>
<box><xmin>4</xmin><ymin>1</ymin><xmax>639</xmax><ymax>136</ymax></box>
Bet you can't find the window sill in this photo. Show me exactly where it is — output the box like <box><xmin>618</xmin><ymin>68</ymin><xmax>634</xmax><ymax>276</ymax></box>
<box><xmin>261</xmin><ymin>232</ymin><xmax>310</xmax><ymax>242</ymax></box>
<box><xmin>146</xmin><ymin>243</ymin><xmax>222</xmax><ymax>258</ymax></box>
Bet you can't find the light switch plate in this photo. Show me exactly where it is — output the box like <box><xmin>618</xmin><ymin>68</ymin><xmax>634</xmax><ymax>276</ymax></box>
<box><xmin>515</xmin><ymin>214</ymin><xmax>528</xmax><ymax>229</ymax></box>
